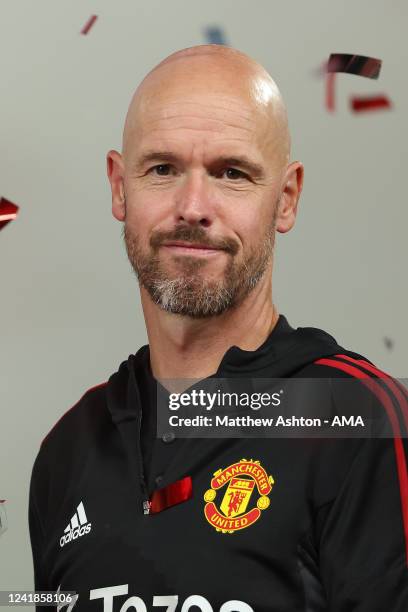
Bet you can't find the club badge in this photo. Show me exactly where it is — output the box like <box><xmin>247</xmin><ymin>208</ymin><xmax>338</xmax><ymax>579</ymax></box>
<box><xmin>203</xmin><ymin>458</ymin><xmax>274</xmax><ymax>533</ymax></box>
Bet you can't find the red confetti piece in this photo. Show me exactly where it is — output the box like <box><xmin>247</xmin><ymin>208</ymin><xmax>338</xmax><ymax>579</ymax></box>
<box><xmin>149</xmin><ymin>476</ymin><xmax>193</xmax><ymax>514</ymax></box>
<box><xmin>328</xmin><ymin>53</ymin><xmax>382</xmax><ymax>79</ymax></box>
<box><xmin>81</xmin><ymin>15</ymin><xmax>98</xmax><ymax>35</ymax></box>
<box><xmin>0</xmin><ymin>500</ymin><xmax>7</xmax><ymax>536</ymax></box>
<box><xmin>0</xmin><ymin>197</ymin><xmax>19</xmax><ymax>232</ymax></box>
<box><xmin>350</xmin><ymin>95</ymin><xmax>391</xmax><ymax>112</ymax></box>
<box><xmin>326</xmin><ymin>72</ymin><xmax>336</xmax><ymax>112</ymax></box>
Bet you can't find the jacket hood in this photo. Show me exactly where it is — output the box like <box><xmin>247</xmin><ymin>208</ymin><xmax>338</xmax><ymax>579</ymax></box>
<box><xmin>106</xmin><ymin>314</ymin><xmax>358</xmax><ymax>425</ymax></box>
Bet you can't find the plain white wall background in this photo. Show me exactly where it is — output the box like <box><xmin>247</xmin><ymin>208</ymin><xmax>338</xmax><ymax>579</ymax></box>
<box><xmin>1</xmin><ymin>0</ymin><xmax>407</xmax><ymax>606</ymax></box>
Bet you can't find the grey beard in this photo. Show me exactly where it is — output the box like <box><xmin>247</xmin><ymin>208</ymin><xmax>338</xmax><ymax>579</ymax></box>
<box><xmin>123</xmin><ymin>226</ymin><xmax>275</xmax><ymax>319</ymax></box>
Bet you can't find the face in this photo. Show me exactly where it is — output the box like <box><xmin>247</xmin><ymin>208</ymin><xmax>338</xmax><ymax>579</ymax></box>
<box><xmin>113</xmin><ymin>61</ymin><xmax>288</xmax><ymax>318</ymax></box>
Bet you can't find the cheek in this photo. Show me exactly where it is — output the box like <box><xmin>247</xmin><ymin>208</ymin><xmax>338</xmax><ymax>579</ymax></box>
<box><xmin>229</xmin><ymin>200</ymin><xmax>273</xmax><ymax>247</ymax></box>
<box><xmin>127</xmin><ymin>193</ymin><xmax>169</xmax><ymax>240</ymax></box>
<box><xmin>233</xmin><ymin>210</ymin><xmax>276</xmax><ymax>257</ymax></box>
<box><xmin>242</xmin><ymin>223</ymin><xmax>267</xmax><ymax>250</ymax></box>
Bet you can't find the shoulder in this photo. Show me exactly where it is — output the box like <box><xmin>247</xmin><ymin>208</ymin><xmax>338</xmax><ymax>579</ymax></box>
<box><xmin>39</xmin><ymin>353</ymin><xmax>137</xmax><ymax>450</ymax></box>
<box><xmin>40</xmin><ymin>380</ymin><xmax>109</xmax><ymax>451</ymax></box>
<box><xmin>296</xmin><ymin>349</ymin><xmax>375</xmax><ymax>377</ymax></box>
<box><xmin>30</xmin><ymin>381</ymin><xmax>110</xmax><ymax>496</ymax></box>
<box><xmin>298</xmin><ymin>350</ymin><xmax>408</xmax><ymax>438</ymax></box>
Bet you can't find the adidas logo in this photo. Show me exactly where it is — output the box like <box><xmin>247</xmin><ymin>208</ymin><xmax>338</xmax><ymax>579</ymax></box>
<box><xmin>59</xmin><ymin>501</ymin><xmax>91</xmax><ymax>548</ymax></box>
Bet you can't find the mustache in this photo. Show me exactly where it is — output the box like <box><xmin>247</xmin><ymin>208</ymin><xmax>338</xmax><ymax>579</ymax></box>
<box><xmin>150</xmin><ymin>226</ymin><xmax>240</xmax><ymax>256</ymax></box>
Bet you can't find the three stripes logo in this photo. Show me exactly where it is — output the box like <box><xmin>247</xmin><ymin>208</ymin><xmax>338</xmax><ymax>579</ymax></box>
<box><xmin>60</xmin><ymin>501</ymin><xmax>91</xmax><ymax>548</ymax></box>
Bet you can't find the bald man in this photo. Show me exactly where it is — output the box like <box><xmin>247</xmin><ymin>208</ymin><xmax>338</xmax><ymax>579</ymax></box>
<box><xmin>29</xmin><ymin>45</ymin><xmax>408</xmax><ymax>611</ymax></box>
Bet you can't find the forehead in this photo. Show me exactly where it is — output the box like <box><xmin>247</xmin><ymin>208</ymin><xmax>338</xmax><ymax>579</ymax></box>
<box><xmin>141</xmin><ymin>96</ymin><xmax>257</xmax><ymax>141</ymax></box>
<box><xmin>130</xmin><ymin>95</ymin><xmax>276</xmax><ymax>168</ymax></box>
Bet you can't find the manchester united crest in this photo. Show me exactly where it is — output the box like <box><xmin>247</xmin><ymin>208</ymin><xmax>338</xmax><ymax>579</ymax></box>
<box><xmin>203</xmin><ymin>458</ymin><xmax>274</xmax><ymax>533</ymax></box>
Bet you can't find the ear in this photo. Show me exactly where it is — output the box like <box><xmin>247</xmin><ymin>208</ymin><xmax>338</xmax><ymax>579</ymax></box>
<box><xmin>106</xmin><ymin>150</ymin><xmax>126</xmax><ymax>222</ymax></box>
<box><xmin>275</xmin><ymin>161</ymin><xmax>304</xmax><ymax>233</ymax></box>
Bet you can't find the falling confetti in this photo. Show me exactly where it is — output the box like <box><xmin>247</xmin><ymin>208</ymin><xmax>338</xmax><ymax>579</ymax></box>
<box><xmin>0</xmin><ymin>501</ymin><xmax>7</xmax><ymax>537</ymax></box>
<box><xmin>324</xmin><ymin>53</ymin><xmax>387</xmax><ymax>112</ymax></box>
<box><xmin>383</xmin><ymin>337</ymin><xmax>394</xmax><ymax>351</ymax></box>
<box><xmin>351</xmin><ymin>94</ymin><xmax>391</xmax><ymax>112</ymax></box>
<box><xmin>327</xmin><ymin>53</ymin><xmax>382</xmax><ymax>79</ymax></box>
<box><xmin>0</xmin><ymin>197</ymin><xmax>19</xmax><ymax>232</ymax></box>
<box><xmin>204</xmin><ymin>26</ymin><xmax>228</xmax><ymax>45</ymax></box>
<box><xmin>326</xmin><ymin>72</ymin><xmax>336</xmax><ymax>112</ymax></box>
<box><xmin>81</xmin><ymin>15</ymin><xmax>98</xmax><ymax>36</ymax></box>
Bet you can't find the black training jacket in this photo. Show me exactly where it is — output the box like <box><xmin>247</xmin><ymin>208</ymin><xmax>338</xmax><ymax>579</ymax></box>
<box><xmin>28</xmin><ymin>314</ymin><xmax>408</xmax><ymax>611</ymax></box>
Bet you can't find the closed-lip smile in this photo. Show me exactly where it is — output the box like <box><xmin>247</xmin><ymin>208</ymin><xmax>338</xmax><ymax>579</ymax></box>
<box><xmin>162</xmin><ymin>241</ymin><xmax>223</xmax><ymax>254</ymax></box>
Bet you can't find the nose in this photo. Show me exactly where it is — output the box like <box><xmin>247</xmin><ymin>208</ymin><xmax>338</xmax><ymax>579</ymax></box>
<box><xmin>173</xmin><ymin>171</ymin><xmax>215</xmax><ymax>228</ymax></box>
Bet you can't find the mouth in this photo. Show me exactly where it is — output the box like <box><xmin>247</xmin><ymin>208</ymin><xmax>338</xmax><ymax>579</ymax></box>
<box><xmin>161</xmin><ymin>241</ymin><xmax>224</xmax><ymax>256</ymax></box>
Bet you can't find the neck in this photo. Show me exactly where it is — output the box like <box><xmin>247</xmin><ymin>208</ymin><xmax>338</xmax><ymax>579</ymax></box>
<box><xmin>140</xmin><ymin>278</ymin><xmax>279</xmax><ymax>382</ymax></box>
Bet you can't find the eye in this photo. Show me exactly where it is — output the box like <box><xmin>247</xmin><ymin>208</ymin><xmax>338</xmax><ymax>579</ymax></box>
<box><xmin>223</xmin><ymin>168</ymin><xmax>248</xmax><ymax>180</ymax></box>
<box><xmin>149</xmin><ymin>164</ymin><xmax>173</xmax><ymax>176</ymax></box>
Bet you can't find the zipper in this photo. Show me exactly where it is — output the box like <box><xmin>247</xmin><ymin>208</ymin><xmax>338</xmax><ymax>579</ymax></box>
<box><xmin>137</xmin><ymin>407</ymin><xmax>151</xmax><ymax>515</ymax></box>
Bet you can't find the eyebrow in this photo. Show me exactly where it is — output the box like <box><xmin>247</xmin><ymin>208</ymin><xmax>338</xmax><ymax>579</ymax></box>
<box><xmin>134</xmin><ymin>150</ymin><xmax>265</xmax><ymax>178</ymax></box>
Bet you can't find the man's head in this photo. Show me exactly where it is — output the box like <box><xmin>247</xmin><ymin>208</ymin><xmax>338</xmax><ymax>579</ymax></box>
<box><xmin>107</xmin><ymin>45</ymin><xmax>303</xmax><ymax>318</ymax></box>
